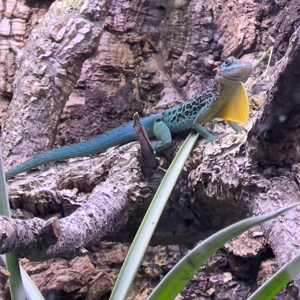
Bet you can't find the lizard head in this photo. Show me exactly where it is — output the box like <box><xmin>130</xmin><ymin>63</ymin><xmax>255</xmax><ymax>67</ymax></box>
<box><xmin>216</xmin><ymin>57</ymin><xmax>252</xmax><ymax>84</ymax></box>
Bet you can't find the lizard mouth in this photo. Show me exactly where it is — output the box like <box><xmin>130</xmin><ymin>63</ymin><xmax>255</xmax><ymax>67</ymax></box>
<box><xmin>216</xmin><ymin>63</ymin><xmax>252</xmax><ymax>83</ymax></box>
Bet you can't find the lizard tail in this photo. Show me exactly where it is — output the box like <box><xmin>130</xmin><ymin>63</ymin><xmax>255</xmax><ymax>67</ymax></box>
<box><xmin>5</xmin><ymin>114</ymin><xmax>159</xmax><ymax>179</ymax></box>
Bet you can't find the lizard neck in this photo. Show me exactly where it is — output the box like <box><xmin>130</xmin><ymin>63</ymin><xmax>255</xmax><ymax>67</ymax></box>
<box><xmin>214</xmin><ymin>77</ymin><xmax>242</xmax><ymax>105</ymax></box>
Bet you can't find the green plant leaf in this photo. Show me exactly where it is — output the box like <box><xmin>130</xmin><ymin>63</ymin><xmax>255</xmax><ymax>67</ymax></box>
<box><xmin>248</xmin><ymin>251</ymin><xmax>300</xmax><ymax>300</ymax></box>
<box><xmin>147</xmin><ymin>203</ymin><xmax>299</xmax><ymax>300</ymax></box>
<box><xmin>0</xmin><ymin>145</ymin><xmax>26</xmax><ymax>300</ymax></box>
<box><xmin>252</xmin><ymin>47</ymin><xmax>273</xmax><ymax>71</ymax></box>
<box><xmin>0</xmin><ymin>255</ymin><xmax>45</xmax><ymax>300</ymax></box>
<box><xmin>0</xmin><ymin>145</ymin><xmax>44</xmax><ymax>300</ymax></box>
<box><xmin>109</xmin><ymin>132</ymin><xmax>199</xmax><ymax>300</ymax></box>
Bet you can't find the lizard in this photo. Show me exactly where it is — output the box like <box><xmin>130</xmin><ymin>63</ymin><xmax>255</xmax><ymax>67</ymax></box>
<box><xmin>5</xmin><ymin>57</ymin><xmax>252</xmax><ymax>180</ymax></box>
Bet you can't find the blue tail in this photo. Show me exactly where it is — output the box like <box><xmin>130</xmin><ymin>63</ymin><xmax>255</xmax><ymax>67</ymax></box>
<box><xmin>5</xmin><ymin>114</ymin><xmax>161</xmax><ymax>179</ymax></box>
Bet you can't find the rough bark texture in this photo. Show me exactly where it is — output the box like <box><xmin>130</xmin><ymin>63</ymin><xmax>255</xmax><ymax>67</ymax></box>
<box><xmin>1</xmin><ymin>143</ymin><xmax>154</xmax><ymax>260</ymax></box>
<box><xmin>1</xmin><ymin>0</ymin><xmax>110</xmax><ymax>169</ymax></box>
<box><xmin>1</xmin><ymin>0</ymin><xmax>300</xmax><ymax>299</ymax></box>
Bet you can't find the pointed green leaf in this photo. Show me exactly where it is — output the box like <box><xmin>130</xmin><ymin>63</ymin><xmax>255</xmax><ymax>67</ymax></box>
<box><xmin>147</xmin><ymin>203</ymin><xmax>299</xmax><ymax>300</ymax></box>
<box><xmin>248</xmin><ymin>251</ymin><xmax>300</xmax><ymax>300</ymax></box>
<box><xmin>109</xmin><ymin>132</ymin><xmax>199</xmax><ymax>300</ymax></box>
<box><xmin>0</xmin><ymin>145</ymin><xmax>44</xmax><ymax>299</ymax></box>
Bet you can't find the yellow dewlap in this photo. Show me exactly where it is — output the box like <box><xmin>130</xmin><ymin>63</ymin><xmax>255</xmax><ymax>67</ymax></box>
<box><xmin>218</xmin><ymin>82</ymin><xmax>249</xmax><ymax>125</ymax></box>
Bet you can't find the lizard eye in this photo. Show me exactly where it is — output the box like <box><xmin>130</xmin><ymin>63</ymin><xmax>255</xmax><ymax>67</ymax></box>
<box><xmin>224</xmin><ymin>59</ymin><xmax>230</xmax><ymax>66</ymax></box>
<box><xmin>220</xmin><ymin>58</ymin><xmax>232</xmax><ymax>70</ymax></box>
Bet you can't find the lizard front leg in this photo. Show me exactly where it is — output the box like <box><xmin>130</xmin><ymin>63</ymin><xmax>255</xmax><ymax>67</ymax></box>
<box><xmin>192</xmin><ymin>106</ymin><xmax>216</xmax><ymax>142</ymax></box>
<box><xmin>193</xmin><ymin>119</ymin><xmax>242</xmax><ymax>143</ymax></box>
<box><xmin>228</xmin><ymin>121</ymin><xmax>242</xmax><ymax>134</ymax></box>
<box><xmin>193</xmin><ymin>123</ymin><xmax>216</xmax><ymax>142</ymax></box>
<box><xmin>152</xmin><ymin>119</ymin><xmax>172</xmax><ymax>152</ymax></box>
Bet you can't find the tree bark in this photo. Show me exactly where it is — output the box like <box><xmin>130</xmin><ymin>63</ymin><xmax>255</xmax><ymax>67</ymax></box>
<box><xmin>1</xmin><ymin>0</ymin><xmax>300</xmax><ymax>299</ymax></box>
<box><xmin>1</xmin><ymin>0</ymin><xmax>110</xmax><ymax>169</ymax></box>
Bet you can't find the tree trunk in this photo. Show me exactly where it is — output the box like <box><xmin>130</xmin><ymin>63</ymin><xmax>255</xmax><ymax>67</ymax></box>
<box><xmin>1</xmin><ymin>0</ymin><xmax>300</xmax><ymax>299</ymax></box>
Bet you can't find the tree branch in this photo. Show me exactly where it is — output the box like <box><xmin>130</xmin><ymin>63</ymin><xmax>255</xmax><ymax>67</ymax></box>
<box><xmin>3</xmin><ymin>143</ymin><xmax>156</xmax><ymax>260</ymax></box>
<box><xmin>1</xmin><ymin>0</ymin><xmax>110</xmax><ymax>169</ymax></box>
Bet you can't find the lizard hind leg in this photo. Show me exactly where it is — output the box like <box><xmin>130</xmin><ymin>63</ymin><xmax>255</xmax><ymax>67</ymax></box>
<box><xmin>152</xmin><ymin>119</ymin><xmax>172</xmax><ymax>152</ymax></box>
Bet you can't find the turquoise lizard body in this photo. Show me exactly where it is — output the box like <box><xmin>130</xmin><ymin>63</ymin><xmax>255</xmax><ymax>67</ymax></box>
<box><xmin>5</xmin><ymin>57</ymin><xmax>252</xmax><ymax>179</ymax></box>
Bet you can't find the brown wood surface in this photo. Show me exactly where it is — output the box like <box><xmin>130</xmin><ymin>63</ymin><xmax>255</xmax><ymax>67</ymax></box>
<box><xmin>1</xmin><ymin>0</ymin><xmax>300</xmax><ymax>299</ymax></box>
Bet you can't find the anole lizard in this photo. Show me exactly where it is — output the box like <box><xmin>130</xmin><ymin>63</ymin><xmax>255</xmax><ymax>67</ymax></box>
<box><xmin>5</xmin><ymin>57</ymin><xmax>252</xmax><ymax>179</ymax></box>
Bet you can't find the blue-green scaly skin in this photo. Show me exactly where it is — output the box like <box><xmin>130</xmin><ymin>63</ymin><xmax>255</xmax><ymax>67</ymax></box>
<box><xmin>162</xmin><ymin>81</ymin><xmax>222</xmax><ymax>131</ymax></box>
<box><xmin>5</xmin><ymin>114</ymin><xmax>161</xmax><ymax>179</ymax></box>
<box><xmin>6</xmin><ymin>57</ymin><xmax>252</xmax><ymax>179</ymax></box>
